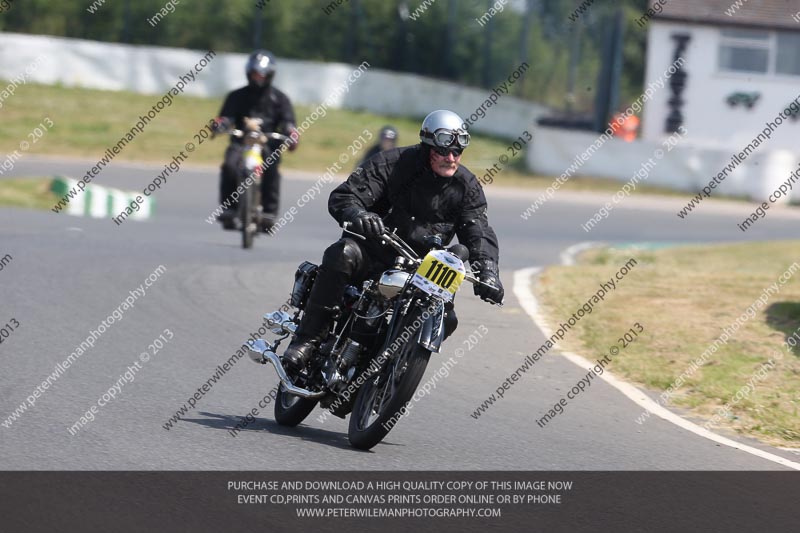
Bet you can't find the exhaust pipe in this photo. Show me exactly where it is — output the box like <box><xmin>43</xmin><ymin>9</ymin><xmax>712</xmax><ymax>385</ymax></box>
<box><xmin>246</xmin><ymin>339</ymin><xmax>325</xmax><ymax>399</ymax></box>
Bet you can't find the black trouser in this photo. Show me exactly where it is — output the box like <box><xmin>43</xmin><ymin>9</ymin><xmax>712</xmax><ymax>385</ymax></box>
<box><xmin>298</xmin><ymin>237</ymin><xmax>458</xmax><ymax>340</ymax></box>
<box><xmin>220</xmin><ymin>143</ymin><xmax>281</xmax><ymax>218</ymax></box>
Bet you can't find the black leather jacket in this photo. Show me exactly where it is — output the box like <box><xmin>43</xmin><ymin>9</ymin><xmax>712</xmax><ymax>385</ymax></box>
<box><xmin>329</xmin><ymin>145</ymin><xmax>500</xmax><ymax>266</ymax></box>
<box><xmin>218</xmin><ymin>84</ymin><xmax>295</xmax><ymax>143</ymax></box>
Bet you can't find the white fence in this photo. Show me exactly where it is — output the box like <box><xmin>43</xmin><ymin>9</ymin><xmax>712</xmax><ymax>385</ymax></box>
<box><xmin>527</xmin><ymin>126</ymin><xmax>799</xmax><ymax>202</ymax></box>
<box><xmin>0</xmin><ymin>32</ymin><xmax>545</xmax><ymax>140</ymax></box>
<box><xmin>4</xmin><ymin>31</ymin><xmax>789</xmax><ymax>201</ymax></box>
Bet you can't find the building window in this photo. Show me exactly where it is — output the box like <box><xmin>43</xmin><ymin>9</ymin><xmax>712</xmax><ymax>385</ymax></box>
<box><xmin>719</xmin><ymin>29</ymin><xmax>769</xmax><ymax>73</ymax></box>
<box><xmin>776</xmin><ymin>33</ymin><xmax>800</xmax><ymax>75</ymax></box>
<box><xmin>718</xmin><ymin>28</ymin><xmax>800</xmax><ymax>76</ymax></box>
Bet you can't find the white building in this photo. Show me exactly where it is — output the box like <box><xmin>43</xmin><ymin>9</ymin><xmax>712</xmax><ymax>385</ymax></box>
<box><xmin>643</xmin><ymin>0</ymin><xmax>800</xmax><ymax>150</ymax></box>
<box><xmin>527</xmin><ymin>0</ymin><xmax>800</xmax><ymax>202</ymax></box>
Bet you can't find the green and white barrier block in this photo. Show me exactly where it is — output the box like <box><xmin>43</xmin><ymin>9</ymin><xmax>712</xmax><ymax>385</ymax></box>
<box><xmin>50</xmin><ymin>176</ymin><xmax>153</xmax><ymax>221</ymax></box>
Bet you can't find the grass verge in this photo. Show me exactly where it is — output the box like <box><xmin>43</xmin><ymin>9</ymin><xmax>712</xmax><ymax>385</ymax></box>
<box><xmin>0</xmin><ymin>178</ymin><xmax>57</xmax><ymax>210</ymax></box>
<box><xmin>534</xmin><ymin>241</ymin><xmax>800</xmax><ymax>447</ymax></box>
<box><xmin>1</xmin><ymin>82</ymin><xmax>681</xmax><ymax>196</ymax></box>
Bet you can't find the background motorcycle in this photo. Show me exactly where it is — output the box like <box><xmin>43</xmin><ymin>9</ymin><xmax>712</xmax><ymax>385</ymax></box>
<box><xmin>247</xmin><ymin>223</ymin><xmax>502</xmax><ymax>450</ymax></box>
<box><xmin>214</xmin><ymin>117</ymin><xmax>290</xmax><ymax>249</ymax></box>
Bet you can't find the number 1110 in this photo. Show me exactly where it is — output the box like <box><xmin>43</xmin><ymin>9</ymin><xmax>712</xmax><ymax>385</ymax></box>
<box><xmin>424</xmin><ymin>260</ymin><xmax>457</xmax><ymax>289</ymax></box>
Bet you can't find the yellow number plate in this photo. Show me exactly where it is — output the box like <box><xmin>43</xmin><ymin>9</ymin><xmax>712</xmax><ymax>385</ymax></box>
<box><xmin>410</xmin><ymin>250</ymin><xmax>466</xmax><ymax>301</ymax></box>
<box><xmin>244</xmin><ymin>146</ymin><xmax>263</xmax><ymax>174</ymax></box>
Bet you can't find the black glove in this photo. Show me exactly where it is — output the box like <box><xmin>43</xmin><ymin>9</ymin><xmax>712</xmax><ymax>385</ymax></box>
<box><xmin>474</xmin><ymin>260</ymin><xmax>504</xmax><ymax>304</ymax></box>
<box><xmin>210</xmin><ymin>116</ymin><xmax>232</xmax><ymax>138</ymax></box>
<box><xmin>350</xmin><ymin>211</ymin><xmax>385</xmax><ymax>239</ymax></box>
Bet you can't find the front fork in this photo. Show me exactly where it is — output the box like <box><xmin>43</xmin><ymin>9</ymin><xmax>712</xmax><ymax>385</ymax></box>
<box><xmin>369</xmin><ymin>297</ymin><xmax>443</xmax><ymax>385</ymax></box>
<box><xmin>417</xmin><ymin>299</ymin><xmax>446</xmax><ymax>353</ymax></box>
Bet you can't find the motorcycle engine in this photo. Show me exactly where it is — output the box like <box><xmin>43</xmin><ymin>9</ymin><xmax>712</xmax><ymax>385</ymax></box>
<box><xmin>336</xmin><ymin>338</ymin><xmax>362</xmax><ymax>370</ymax></box>
<box><xmin>319</xmin><ymin>338</ymin><xmax>363</xmax><ymax>393</ymax></box>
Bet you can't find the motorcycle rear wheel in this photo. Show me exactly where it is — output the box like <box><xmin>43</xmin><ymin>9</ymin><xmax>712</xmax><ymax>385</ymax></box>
<box><xmin>274</xmin><ymin>383</ymin><xmax>318</xmax><ymax>427</ymax></box>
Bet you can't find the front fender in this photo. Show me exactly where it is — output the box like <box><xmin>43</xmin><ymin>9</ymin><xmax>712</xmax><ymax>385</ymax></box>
<box><xmin>417</xmin><ymin>300</ymin><xmax>445</xmax><ymax>353</ymax></box>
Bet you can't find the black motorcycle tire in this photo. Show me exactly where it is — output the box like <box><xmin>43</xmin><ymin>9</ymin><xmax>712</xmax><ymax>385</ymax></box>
<box><xmin>347</xmin><ymin>341</ymin><xmax>431</xmax><ymax>450</ymax></box>
<box><xmin>274</xmin><ymin>382</ymin><xmax>318</xmax><ymax>427</ymax></box>
<box><xmin>241</xmin><ymin>182</ymin><xmax>255</xmax><ymax>249</ymax></box>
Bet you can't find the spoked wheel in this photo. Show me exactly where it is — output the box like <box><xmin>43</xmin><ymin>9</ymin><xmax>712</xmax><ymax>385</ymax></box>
<box><xmin>348</xmin><ymin>336</ymin><xmax>431</xmax><ymax>450</ymax></box>
<box><xmin>240</xmin><ymin>184</ymin><xmax>256</xmax><ymax>249</ymax></box>
<box><xmin>274</xmin><ymin>382</ymin><xmax>319</xmax><ymax>427</ymax></box>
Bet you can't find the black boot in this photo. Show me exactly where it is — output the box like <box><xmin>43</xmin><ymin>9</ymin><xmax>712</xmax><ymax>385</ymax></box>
<box><xmin>282</xmin><ymin>303</ymin><xmax>334</xmax><ymax>372</ymax></box>
<box><xmin>283</xmin><ymin>239</ymin><xmax>364</xmax><ymax>372</ymax></box>
<box><xmin>217</xmin><ymin>209</ymin><xmax>237</xmax><ymax>230</ymax></box>
<box><xmin>259</xmin><ymin>214</ymin><xmax>276</xmax><ymax>234</ymax></box>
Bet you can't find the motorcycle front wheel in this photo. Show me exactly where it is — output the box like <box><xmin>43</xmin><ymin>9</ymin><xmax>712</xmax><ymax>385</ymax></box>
<box><xmin>240</xmin><ymin>182</ymin><xmax>256</xmax><ymax>249</ymax></box>
<box><xmin>347</xmin><ymin>338</ymin><xmax>431</xmax><ymax>450</ymax></box>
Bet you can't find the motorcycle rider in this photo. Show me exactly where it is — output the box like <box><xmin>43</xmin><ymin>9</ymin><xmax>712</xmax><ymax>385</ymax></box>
<box><xmin>283</xmin><ymin>109</ymin><xmax>503</xmax><ymax>371</ymax></box>
<box><xmin>357</xmin><ymin>125</ymin><xmax>398</xmax><ymax>168</ymax></box>
<box><xmin>214</xmin><ymin>50</ymin><xmax>299</xmax><ymax>231</ymax></box>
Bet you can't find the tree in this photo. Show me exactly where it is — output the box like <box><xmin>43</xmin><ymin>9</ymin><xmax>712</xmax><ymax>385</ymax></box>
<box><xmin>0</xmin><ymin>0</ymin><xmax>649</xmax><ymax>111</ymax></box>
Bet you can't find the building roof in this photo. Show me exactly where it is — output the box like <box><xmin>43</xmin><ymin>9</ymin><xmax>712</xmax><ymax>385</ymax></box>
<box><xmin>651</xmin><ymin>0</ymin><xmax>800</xmax><ymax>31</ymax></box>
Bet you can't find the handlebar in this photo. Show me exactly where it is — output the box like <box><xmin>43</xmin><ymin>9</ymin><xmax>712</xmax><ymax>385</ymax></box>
<box><xmin>228</xmin><ymin>129</ymin><xmax>291</xmax><ymax>145</ymax></box>
<box><xmin>341</xmin><ymin>221</ymin><xmax>503</xmax><ymax>306</ymax></box>
<box><xmin>343</xmin><ymin>221</ymin><xmax>420</xmax><ymax>264</ymax></box>
<box><xmin>211</xmin><ymin>118</ymin><xmax>292</xmax><ymax>146</ymax></box>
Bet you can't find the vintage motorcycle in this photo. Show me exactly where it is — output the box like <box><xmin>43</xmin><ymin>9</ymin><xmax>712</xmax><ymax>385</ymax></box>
<box><xmin>246</xmin><ymin>222</ymin><xmax>501</xmax><ymax>450</ymax></box>
<box><xmin>215</xmin><ymin>117</ymin><xmax>290</xmax><ymax>249</ymax></box>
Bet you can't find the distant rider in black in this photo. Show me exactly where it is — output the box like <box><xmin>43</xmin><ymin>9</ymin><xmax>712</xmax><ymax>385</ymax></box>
<box><xmin>214</xmin><ymin>50</ymin><xmax>299</xmax><ymax>231</ymax></box>
<box><xmin>357</xmin><ymin>125</ymin><xmax>398</xmax><ymax>168</ymax></box>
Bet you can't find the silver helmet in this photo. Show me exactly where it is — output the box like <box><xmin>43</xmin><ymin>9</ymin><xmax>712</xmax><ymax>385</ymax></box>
<box><xmin>419</xmin><ymin>110</ymin><xmax>470</xmax><ymax>154</ymax></box>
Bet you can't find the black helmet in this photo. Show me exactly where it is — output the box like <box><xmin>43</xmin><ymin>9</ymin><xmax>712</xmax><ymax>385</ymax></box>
<box><xmin>246</xmin><ymin>50</ymin><xmax>276</xmax><ymax>88</ymax></box>
<box><xmin>379</xmin><ymin>125</ymin><xmax>398</xmax><ymax>141</ymax></box>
